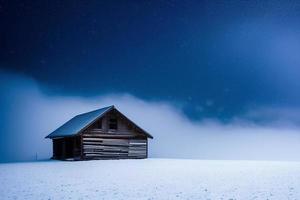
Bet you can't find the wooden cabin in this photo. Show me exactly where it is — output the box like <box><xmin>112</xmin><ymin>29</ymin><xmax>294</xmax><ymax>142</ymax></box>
<box><xmin>46</xmin><ymin>105</ymin><xmax>153</xmax><ymax>160</ymax></box>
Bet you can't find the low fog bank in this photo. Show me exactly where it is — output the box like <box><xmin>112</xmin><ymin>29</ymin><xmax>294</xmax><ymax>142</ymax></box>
<box><xmin>1</xmin><ymin>71</ymin><xmax>300</xmax><ymax>162</ymax></box>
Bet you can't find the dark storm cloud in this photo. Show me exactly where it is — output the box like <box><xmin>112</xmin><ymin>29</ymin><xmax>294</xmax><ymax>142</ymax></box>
<box><xmin>1</xmin><ymin>1</ymin><xmax>300</xmax><ymax>121</ymax></box>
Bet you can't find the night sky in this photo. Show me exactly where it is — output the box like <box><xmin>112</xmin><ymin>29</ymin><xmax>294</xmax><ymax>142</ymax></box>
<box><xmin>1</xmin><ymin>0</ymin><xmax>300</xmax><ymax>121</ymax></box>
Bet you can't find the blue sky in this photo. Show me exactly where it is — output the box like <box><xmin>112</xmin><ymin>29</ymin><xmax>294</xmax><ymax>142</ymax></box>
<box><xmin>1</xmin><ymin>0</ymin><xmax>300</xmax><ymax>121</ymax></box>
<box><xmin>1</xmin><ymin>1</ymin><xmax>300</xmax><ymax>162</ymax></box>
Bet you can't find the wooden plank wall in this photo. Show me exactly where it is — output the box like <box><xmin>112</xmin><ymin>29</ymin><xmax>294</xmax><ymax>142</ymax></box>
<box><xmin>80</xmin><ymin>109</ymin><xmax>149</xmax><ymax>160</ymax></box>
<box><xmin>82</xmin><ymin>133</ymin><xmax>147</xmax><ymax>159</ymax></box>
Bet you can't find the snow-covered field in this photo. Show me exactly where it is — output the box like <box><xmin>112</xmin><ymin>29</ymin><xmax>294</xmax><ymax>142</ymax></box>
<box><xmin>0</xmin><ymin>159</ymin><xmax>300</xmax><ymax>200</ymax></box>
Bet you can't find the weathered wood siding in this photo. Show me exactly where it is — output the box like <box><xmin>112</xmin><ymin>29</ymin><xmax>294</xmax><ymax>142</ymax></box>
<box><xmin>81</xmin><ymin>109</ymin><xmax>148</xmax><ymax>159</ymax></box>
<box><xmin>82</xmin><ymin>135</ymin><xmax>147</xmax><ymax>159</ymax></box>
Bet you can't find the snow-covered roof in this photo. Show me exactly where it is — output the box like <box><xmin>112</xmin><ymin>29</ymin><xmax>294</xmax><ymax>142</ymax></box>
<box><xmin>46</xmin><ymin>105</ymin><xmax>153</xmax><ymax>139</ymax></box>
<box><xmin>46</xmin><ymin>106</ymin><xmax>113</xmax><ymax>139</ymax></box>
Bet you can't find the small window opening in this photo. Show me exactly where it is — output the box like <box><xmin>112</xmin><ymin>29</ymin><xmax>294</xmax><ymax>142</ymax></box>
<box><xmin>109</xmin><ymin>118</ymin><xmax>118</xmax><ymax>130</ymax></box>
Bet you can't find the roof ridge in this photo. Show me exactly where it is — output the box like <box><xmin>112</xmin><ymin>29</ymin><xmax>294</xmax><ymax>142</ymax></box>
<box><xmin>75</xmin><ymin>105</ymin><xmax>114</xmax><ymax>117</ymax></box>
<box><xmin>45</xmin><ymin>105</ymin><xmax>153</xmax><ymax>139</ymax></box>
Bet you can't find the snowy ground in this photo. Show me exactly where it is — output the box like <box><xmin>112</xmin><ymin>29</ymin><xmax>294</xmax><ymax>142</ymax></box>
<box><xmin>0</xmin><ymin>159</ymin><xmax>300</xmax><ymax>200</ymax></box>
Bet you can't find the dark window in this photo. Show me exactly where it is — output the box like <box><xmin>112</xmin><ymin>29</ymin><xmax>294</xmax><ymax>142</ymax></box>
<box><xmin>109</xmin><ymin>118</ymin><xmax>118</xmax><ymax>130</ymax></box>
